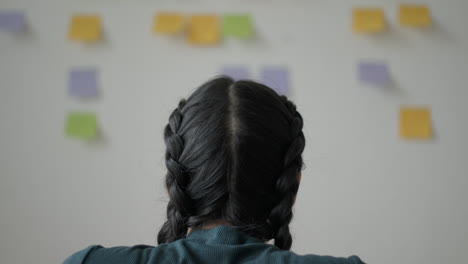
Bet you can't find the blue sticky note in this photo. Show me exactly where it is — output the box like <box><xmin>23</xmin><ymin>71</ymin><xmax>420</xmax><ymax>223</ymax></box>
<box><xmin>359</xmin><ymin>62</ymin><xmax>389</xmax><ymax>85</ymax></box>
<box><xmin>260</xmin><ymin>66</ymin><xmax>289</xmax><ymax>95</ymax></box>
<box><xmin>0</xmin><ymin>11</ymin><xmax>25</xmax><ymax>32</ymax></box>
<box><xmin>221</xmin><ymin>66</ymin><xmax>250</xmax><ymax>80</ymax></box>
<box><xmin>69</xmin><ymin>68</ymin><xmax>98</xmax><ymax>97</ymax></box>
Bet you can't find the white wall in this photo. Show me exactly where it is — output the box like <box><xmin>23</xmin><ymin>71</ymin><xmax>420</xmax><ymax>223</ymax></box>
<box><xmin>1</xmin><ymin>0</ymin><xmax>467</xmax><ymax>263</ymax></box>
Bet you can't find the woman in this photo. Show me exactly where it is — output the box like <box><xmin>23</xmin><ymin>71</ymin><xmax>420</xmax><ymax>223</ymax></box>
<box><xmin>64</xmin><ymin>77</ymin><xmax>365</xmax><ymax>264</ymax></box>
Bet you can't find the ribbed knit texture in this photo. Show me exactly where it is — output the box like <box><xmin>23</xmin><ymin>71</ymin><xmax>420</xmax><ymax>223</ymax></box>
<box><xmin>64</xmin><ymin>226</ymin><xmax>364</xmax><ymax>264</ymax></box>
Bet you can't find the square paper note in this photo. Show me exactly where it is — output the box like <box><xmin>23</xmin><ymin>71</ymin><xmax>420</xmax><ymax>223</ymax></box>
<box><xmin>399</xmin><ymin>107</ymin><xmax>432</xmax><ymax>139</ymax></box>
<box><xmin>399</xmin><ymin>4</ymin><xmax>431</xmax><ymax>27</ymax></box>
<box><xmin>153</xmin><ymin>12</ymin><xmax>184</xmax><ymax>34</ymax></box>
<box><xmin>352</xmin><ymin>8</ymin><xmax>385</xmax><ymax>33</ymax></box>
<box><xmin>359</xmin><ymin>62</ymin><xmax>390</xmax><ymax>85</ymax></box>
<box><xmin>222</xmin><ymin>14</ymin><xmax>253</xmax><ymax>39</ymax></box>
<box><xmin>221</xmin><ymin>66</ymin><xmax>250</xmax><ymax>80</ymax></box>
<box><xmin>65</xmin><ymin>112</ymin><xmax>97</xmax><ymax>140</ymax></box>
<box><xmin>0</xmin><ymin>11</ymin><xmax>25</xmax><ymax>32</ymax></box>
<box><xmin>187</xmin><ymin>14</ymin><xmax>219</xmax><ymax>45</ymax></box>
<box><xmin>260</xmin><ymin>67</ymin><xmax>289</xmax><ymax>95</ymax></box>
<box><xmin>68</xmin><ymin>15</ymin><xmax>101</xmax><ymax>42</ymax></box>
<box><xmin>69</xmin><ymin>68</ymin><xmax>98</xmax><ymax>98</ymax></box>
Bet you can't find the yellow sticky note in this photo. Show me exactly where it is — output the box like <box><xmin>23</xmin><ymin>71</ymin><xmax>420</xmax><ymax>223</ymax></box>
<box><xmin>153</xmin><ymin>12</ymin><xmax>184</xmax><ymax>34</ymax></box>
<box><xmin>68</xmin><ymin>15</ymin><xmax>101</xmax><ymax>42</ymax></box>
<box><xmin>399</xmin><ymin>107</ymin><xmax>432</xmax><ymax>139</ymax></box>
<box><xmin>352</xmin><ymin>8</ymin><xmax>385</xmax><ymax>33</ymax></box>
<box><xmin>65</xmin><ymin>112</ymin><xmax>97</xmax><ymax>140</ymax></box>
<box><xmin>399</xmin><ymin>4</ymin><xmax>431</xmax><ymax>27</ymax></box>
<box><xmin>187</xmin><ymin>14</ymin><xmax>219</xmax><ymax>45</ymax></box>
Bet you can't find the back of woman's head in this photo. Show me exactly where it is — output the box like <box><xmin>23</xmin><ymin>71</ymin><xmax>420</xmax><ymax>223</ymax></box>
<box><xmin>158</xmin><ymin>77</ymin><xmax>305</xmax><ymax>250</ymax></box>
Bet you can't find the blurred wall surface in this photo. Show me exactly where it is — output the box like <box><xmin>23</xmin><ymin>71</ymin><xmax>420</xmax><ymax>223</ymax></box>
<box><xmin>1</xmin><ymin>1</ymin><xmax>467</xmax><ymax>264</ymax></box>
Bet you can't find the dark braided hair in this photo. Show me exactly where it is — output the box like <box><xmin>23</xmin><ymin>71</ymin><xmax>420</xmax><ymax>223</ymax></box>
<box><xmin>157</xmin><ymin>77</ymin><xmax>305</xmax><ymax>250</ymax></box>
<box><xmin>157</xmin><ymin>99</ymin><xmax>191</xmax><ymax>242</ymax></box>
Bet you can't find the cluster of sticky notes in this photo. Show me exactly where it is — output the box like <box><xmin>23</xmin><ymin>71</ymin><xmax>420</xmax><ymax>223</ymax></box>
<box><xmin>399</xmin><ymin>107</ymin><xmax>432</xmax><ymax>139</ymax></box>
<box><xmin>0</xmin><ymin>10</ymin><xmax>25</xmax><ymax>32</ymax></box>
<box><xmin>66</xmin><ymin>15</ymin><xmax>102</xmax><ymax>140</ymax></box>
<box><xmin>68</xmin><ymin>14</ymin><xmax>101</xmax><ymax>42</ymax></box>
<box><xmin>359</xmin><ymin>61</ymin><xmax>390</xmax><ymax>85</ymax></box>
<box><xmin>66</xmin><ymin>68</ymin><xmax>100</xmax><ymax>140</ymax></box>
<box><xmin>352</xmin><ymin>4</ymin><xmax>431</xmax><ymax>33</ymax></box>
<box><xmin>66</xmin><ymin>68</ymin><xmax>100</xmax><ymax>141</ymax></box>
<box><xmin>69</xmin><ymin>68</ymin><xmax>99</xmax><ymax>98</ymax></box>
<box><xmin>154</xmin><ymin>12</ymin><xmax>254</xmax><ymax>45</ymax></box>
<box><xmin>65</xmin><ymin>112</ymin><xmax>98</xmax><ymax>140</ymax></box>
<box><xmin>220</xmin><ymin>65</ymin><xmax>289</xmax><ymax>95</ymax></box>
<box><xmin>354</xmin><ymin>5</ymin><xmax>433</xmax><ymax>141</ymax></box>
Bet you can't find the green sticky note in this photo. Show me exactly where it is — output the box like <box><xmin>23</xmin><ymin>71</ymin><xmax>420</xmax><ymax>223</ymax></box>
<box><xmin>65</xmin><ymin>112</ymin><xmax>97</xmax><ymax>140</ymax></box>
<box><xmin>222</xmin><ymin>14</ymin><xmax>253</xmax><ymax>39</ymax></box>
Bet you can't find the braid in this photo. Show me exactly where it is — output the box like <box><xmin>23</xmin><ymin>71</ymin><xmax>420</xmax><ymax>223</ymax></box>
<box><xmin>158</xmin><ymin>99</ymin><xmax>193</xmax><ymax>244</ymax></box>
<box><xmin>268</xmin><ymin>96</ymin><xmax>305</xmax><ymax>250</ymax></box>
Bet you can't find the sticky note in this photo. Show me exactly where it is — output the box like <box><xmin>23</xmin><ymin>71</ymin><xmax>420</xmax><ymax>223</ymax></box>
<box><xmin>187</xmin><ymin>15</ymin><xmax>219</xmax><ymax>45</ymax></box>
<box><xmin>69</xmin><ymin>68</ymin><xmax>98</xmax><ymax>98</ymax></box>
<box><xmin>221</xmin><ymin>66</ymin><xmax>250</xmax><ymax>80</ymax></box>
<box><xmin>399</xmin><ymin>107</ymin><xmax>431</xmax><ymax>139</ymax></box>
<box><xmin>68</xmin><ymin>15</ymin><xmax>101</xmax><ymax>42</ymax></box>
<box><xmin>0</xmin><ymin>11</ymin><xmax>25</xmax><ymax>32</ymax></box>
<box><xmin>222</xmin><ymin>14</ymin><xmax>253</xmax><ymax>39</ymax></box>
<box><xmin>260</xmin><ymin>67</ymin><xmax>289</xmax><ymax>95</ymax></box>
<box><xmin>359</xmin><ymin>62</ymin><xmax>390</xmax><ymax>85</ymax></box>
<box><xmin>352</xmin><ymin>8</ymin><xmax>385</xmax><ymax>33</ymax></box>
<box><xmin>65</xmin><ymin>112</ymin><xmax>98</xmax><ymax>140</ymax></box>
<box><xmin>153</xmin><ymin>12</ymin><xmax>184</xmax><ymax>34</ymax></box>
<box><xmin>399</xmin><ymin>4</ymin><xmax>431</xmax><ymax>27</ymax></box>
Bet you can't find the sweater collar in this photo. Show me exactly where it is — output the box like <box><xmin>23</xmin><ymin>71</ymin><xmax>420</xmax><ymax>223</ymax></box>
<box><xmin>186</xmin><ymin>225</ymin><xmax>265</xmax><ymax>245</ymax></box>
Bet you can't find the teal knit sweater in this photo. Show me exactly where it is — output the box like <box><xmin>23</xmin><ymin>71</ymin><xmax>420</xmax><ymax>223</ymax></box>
<box><xmin>64</xmin><ymin>226</ymin><xmax>364</xmax><ymax>264</ymax></box>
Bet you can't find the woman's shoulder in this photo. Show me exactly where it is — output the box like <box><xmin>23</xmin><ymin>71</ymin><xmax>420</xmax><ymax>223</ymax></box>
<box><xmin>268</xmin><ymin>248</ymin><xmax>366</xmax><ymax>264</ymax></box>
<box><xmin>63</xmin><ymin>245</ymin><xmax>104</xmax><ymax>264</ymax></box>
<box><xmin>63</xmin><ymin>244</ymin><xmax>158</xmax><ymax>264</ymax></box>
<box><xmin>300</xmin><ymin>254</ymin><xmax>365</xmax><ymax>264</ymax></box>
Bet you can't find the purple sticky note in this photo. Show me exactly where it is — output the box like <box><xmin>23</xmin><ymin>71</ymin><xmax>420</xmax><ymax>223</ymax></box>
<box><xmin>69</xmin><ymin>68</ymin><xmax>98</xmax><ymax>98</ymax></box>
<box><xmin>359</xmin><ymin>62</ymin><xmax>389</xmax><ymax>85</ymax></box>
<box><xmin>0</xmin><ymin>11</ymin><xmax>25</xmax><ymax>32</ymax></box>
<box><xmin>260</xmin><ymin>66</ymin><xmax>289</xmax><ymax>95</ymax></box>
<box><xmin>221</xmin><ymin>66</ymin><xmax>250</xmax><ymax>81</ymax></box>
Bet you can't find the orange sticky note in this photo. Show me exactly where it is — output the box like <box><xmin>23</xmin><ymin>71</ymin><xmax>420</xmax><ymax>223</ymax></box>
<box><xmin>153</xmin><ymin>12</ymin><xmax>184</xmax><ymax>34</ymax></box>
<box><xmin>399</xmin><ymin>4</ymin><xmax>431</xmax><ymax>27</ymax></box>
<box><xmin>187</xmin><ymin>14</ymin><xmax>219</xmax><ymax>45</ymax></box>
<box><xmin>399</xmin><ymin>107</ymin><xmax>432</xmax><ymax>139</ymax></box>
<box><xmin>352</xmin><ymin>8</ymin><xmax>385</xmax><ymax>33</ymax></box>
<box><xmin>68</xmin><ymin>15</ymin><xmax>101</xmax><ymax>42</ymax></box>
